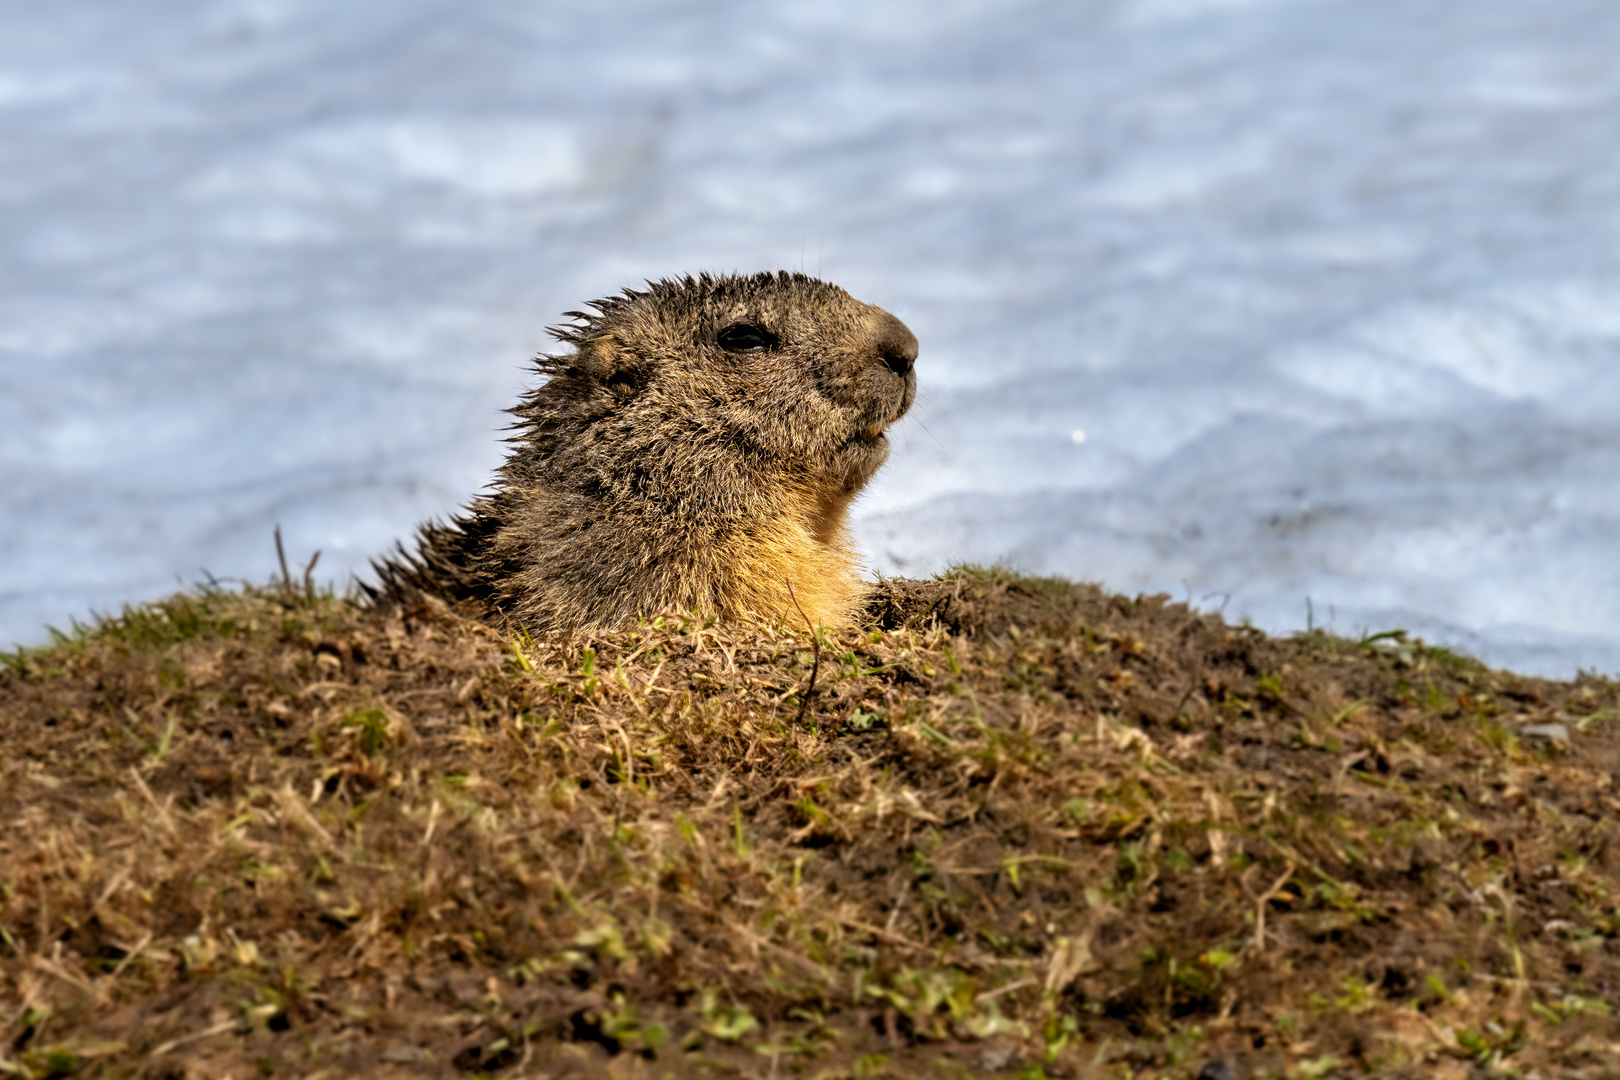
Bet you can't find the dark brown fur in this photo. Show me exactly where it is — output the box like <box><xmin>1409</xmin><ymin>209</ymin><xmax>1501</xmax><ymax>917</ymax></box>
<box><xmin>369</xmin><ymin>271</ymin><xmax>918</xmax><ymax>630</ymax></box>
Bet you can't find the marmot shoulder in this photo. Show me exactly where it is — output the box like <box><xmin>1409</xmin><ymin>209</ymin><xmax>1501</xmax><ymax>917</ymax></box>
<box><xmin>369</xmin><ymin>271</ymin><xmax>918</xmax><ymax>630</ymax></box>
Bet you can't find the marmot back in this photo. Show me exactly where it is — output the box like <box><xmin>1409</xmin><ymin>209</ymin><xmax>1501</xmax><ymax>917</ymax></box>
<box><xmin>370</xmin><ymin>271</ymin><xmax>918</xmax><ymax>630</ymax></box>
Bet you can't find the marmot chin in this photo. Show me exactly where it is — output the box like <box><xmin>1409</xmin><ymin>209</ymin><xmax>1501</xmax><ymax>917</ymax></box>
<box><xmin>371</xmin><ymin>271</ymin><xmax>918</xmax><ymax>630</ymax></box>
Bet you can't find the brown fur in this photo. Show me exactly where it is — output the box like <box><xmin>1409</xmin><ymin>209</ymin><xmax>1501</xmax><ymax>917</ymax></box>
<box><xmin>369</xmin><ymin>271</ymin><xmax>918</xmax><ymax>630</ymax></box>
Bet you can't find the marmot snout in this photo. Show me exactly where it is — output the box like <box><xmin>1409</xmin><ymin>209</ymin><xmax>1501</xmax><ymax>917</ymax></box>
<box><xmin>372</xmin><ymin>271</ymin><xmax>918</xmax><ymax>630</ymax></box>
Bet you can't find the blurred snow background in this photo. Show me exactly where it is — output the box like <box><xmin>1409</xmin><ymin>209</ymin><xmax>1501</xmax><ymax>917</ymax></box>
<box><xmin>3</xmin><ymin>0</ymin><xmax>1619</xmax><ymax>676</ymax></box>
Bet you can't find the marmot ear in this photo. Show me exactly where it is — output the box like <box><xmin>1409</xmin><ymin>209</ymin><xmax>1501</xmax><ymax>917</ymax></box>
<box><xmin>571</xmin><ymin>334</ymin><xmax>648</xmax><ymax>397</ymax></box>
<box><xmin>566</xmin><ymin>334</ymin><xmax>625</xmax><ymax>379</ymax></box>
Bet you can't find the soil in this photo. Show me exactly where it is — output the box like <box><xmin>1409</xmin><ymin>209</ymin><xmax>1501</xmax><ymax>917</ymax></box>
<box><xmin>3</xmin><ymin>568</ymin><xmax>1619</xmax><ymax>1078</ymax></box>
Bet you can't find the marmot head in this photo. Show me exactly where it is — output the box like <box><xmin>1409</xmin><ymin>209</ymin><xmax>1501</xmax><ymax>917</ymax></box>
<box><xmin>536</xmin><ymin>272</ymin><xmax>918</xmax><ymax>505</ymax></box>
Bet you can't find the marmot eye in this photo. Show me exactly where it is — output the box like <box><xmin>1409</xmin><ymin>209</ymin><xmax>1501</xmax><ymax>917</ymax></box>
<box><xmin>716</xmin><ymin>323</ymin><xmax>778</xmax><ymax>352</ymax></box>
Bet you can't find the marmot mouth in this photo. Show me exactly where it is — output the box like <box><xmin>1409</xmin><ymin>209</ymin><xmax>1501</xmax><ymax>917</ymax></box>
<box><xmin>853</xmin><ymin>404</ymin><xmax>907</xmax><ymax>446</ymax></box>
<box><xmin>854</xmin><ymin>419</ymin><xmax>897</xmax><ymax>447</ymax></box>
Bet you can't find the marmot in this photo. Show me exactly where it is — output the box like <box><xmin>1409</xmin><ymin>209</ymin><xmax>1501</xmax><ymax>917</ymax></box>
<box><xmin>370</xmin><ymin>271</ymin><xmax>918</xmax><ymax>630</ymax></box>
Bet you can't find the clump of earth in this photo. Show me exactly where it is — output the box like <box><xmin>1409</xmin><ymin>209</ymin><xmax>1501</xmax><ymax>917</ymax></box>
<box><xmin>3</xmin><ymin>569</ymin><xmax>1618</xmax><ymax>1078</ymax></box>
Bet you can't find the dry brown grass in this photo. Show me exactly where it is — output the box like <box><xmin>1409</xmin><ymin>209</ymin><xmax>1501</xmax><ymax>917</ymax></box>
<box><xmin>3</xmin><ymin>568</ymin><xmax>1620</xmax><ymax>1079</ymax></box>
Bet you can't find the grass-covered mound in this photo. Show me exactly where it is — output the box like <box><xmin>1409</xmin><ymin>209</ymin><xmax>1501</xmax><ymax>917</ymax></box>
<box><xmin>3</xmin><ymin>569</ymin><xmax>1619</xmax><ymax>1079</ymax></box>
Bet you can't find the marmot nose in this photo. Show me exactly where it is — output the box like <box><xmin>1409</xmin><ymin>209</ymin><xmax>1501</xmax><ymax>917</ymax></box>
<box><xmin>874</xmin><ymin>312</ymin><xmax>919</xmax><ymax>378</ymax></box>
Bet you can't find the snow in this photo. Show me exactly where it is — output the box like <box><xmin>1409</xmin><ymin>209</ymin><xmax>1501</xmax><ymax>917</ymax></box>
<box><xmin>4</xmin><ymin>0</ymin><xmax>1619</xmax><ymax>676</ymax></box>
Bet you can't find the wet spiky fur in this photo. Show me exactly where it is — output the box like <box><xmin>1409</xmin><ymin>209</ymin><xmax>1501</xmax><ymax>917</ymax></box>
<box><xmin>369</xmin><ymin>272</ymin><xmax>919</xmax><ymax>630</ymax></box>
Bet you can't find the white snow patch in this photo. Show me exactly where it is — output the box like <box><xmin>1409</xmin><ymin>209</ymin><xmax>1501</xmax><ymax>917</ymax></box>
<box><xmin>4</xmin><ymin>0</ymin><xmax>1620</xmax><ymax>680</ymax></box>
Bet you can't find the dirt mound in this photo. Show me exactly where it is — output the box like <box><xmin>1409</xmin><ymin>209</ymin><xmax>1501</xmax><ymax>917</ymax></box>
<box><xmin>3</xmin><ymin>569</ymin><xmax>1619</xmax><ymax>1078</ymax></box>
